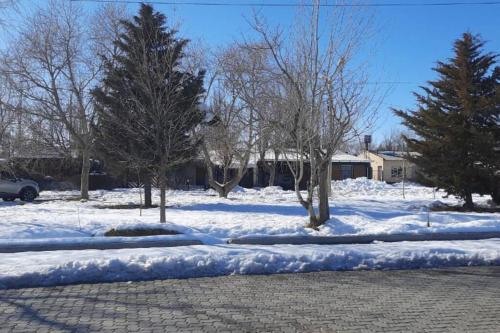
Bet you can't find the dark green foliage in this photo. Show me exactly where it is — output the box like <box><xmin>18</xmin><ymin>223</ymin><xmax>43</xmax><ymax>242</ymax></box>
<box><xmin>395</xmin><ymin>33</ymin><xmax>500</xmax><ymax>208</ymax></box>
<box><xmin>104</xmin><ymin>228</ymin><xmax>180</xmax><ymax>237</ymax></box>
<box><xmin>92</xmin><ymin>3</ymin><xmax>205</xmax><ymax>179</ymax></box>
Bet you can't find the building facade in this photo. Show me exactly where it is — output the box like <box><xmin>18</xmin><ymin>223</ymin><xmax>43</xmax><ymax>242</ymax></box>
<box><xmin>168</xmin><ymin>152</ymin><xmax>372</xmax><ymax>191</ymax></box>
<box><xmin>359</xmin><ymin>151</ymin><xmax>418</xmax><ymax>183</ymax></box>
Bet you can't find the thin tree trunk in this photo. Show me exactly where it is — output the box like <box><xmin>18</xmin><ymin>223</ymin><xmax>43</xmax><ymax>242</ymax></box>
<box><xmin>144</xmin><ymin>175</ymin><xmax>152</xmax><ymax>207</ymax></box>
<box><xmin>80</xmin><ymin>148</ymin><xmax>90</xmax><ymax>200</ymax></box>
<box><xmin>268</xmin><ymin>164</ymin><xmax>276</xmax><ymax>187</ymax></box>
<box><xmin>317</xmin><ymin>163</ymin><xmax>330</xmax><ymax>225</ymax></box>
<box><xmin>491</xmin><ymin>183</ymin><xmax>500</xmax><ymax>205</ymax></box>
<box><xmin>463</xmin><ymin>190</ymin><xmax>474</xmax><ymax>210</ymax></box>
<box><xmin>159</xmin><ymin>169</ymin><xmax>167</xmax><ymax>223</ymax></box>
<box><xmin>306</xmin><ymin>202</ymin><xmax>318</xmax><ymax>229</ymax></box>
<box><xmin>202</xmin><ymin>147</ymin><xmax>249</xmax><ymax>198</ymax></box>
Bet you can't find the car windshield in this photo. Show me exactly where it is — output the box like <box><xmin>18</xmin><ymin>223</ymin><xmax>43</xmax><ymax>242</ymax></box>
<box><xmin>0</xmin><ymin>170</ymin><xmax>16</xmax><ymax>180</ymax></box>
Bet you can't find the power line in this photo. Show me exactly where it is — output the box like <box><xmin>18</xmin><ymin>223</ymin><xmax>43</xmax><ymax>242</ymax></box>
<box><xmin>69</xmin><ymin>0</ymin><xmax>500</xmax><ymax>8</ymax></box>
<box><xmin>365</xmin><ymin>81</ymin><xmax>418</xmax><ymax>85</ymax></box>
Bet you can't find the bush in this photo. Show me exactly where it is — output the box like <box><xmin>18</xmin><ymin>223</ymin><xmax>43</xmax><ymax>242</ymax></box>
<box><xmin>104</xmin><ymin>228</ymin><xmax>181</xmax><ymax>237</ymax></box>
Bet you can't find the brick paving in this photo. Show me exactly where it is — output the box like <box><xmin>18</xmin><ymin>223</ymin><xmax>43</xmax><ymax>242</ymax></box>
<box><xmin>1</xmin><ymin>266</ymin><xmax>499</xmax><ymax>332</ymax></box>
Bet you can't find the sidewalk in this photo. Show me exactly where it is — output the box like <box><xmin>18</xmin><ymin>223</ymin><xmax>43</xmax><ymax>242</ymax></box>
<box><xmin>0</xmin><ymin>236</ymin><xmax>203</xmax><ymax>253</ymax></box>
<box><xmin>2</xmin><ymin>231</ymin><xmax>500</xmax><ymax>253</ymax></box>
<box><xmin>228</xmin><ymin>231</ymin><xmax>500</xmax><ymax>245</ymax></box>
<box><xmin>2</xmin><ymin>267</ymin><xmax>500</xmax><ymax>332</ymax></box>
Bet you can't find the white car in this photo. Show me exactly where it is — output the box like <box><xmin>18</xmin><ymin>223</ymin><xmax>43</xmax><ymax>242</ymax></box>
<box><xmin>0</xmin><ymin>171</ymin><xmax>40</xmax><ymax>202</ymax></box>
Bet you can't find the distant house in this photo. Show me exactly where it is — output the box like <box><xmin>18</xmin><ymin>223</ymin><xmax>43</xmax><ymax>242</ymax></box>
<box><xmin>168</xmin><ymin>151</ymin><xmax>372</xmax><ymax>191</ymax></box>
<box><xmin>359</xmin><ymin>151</ymin><xmax>418</xmax><ymax>183</ymax></box>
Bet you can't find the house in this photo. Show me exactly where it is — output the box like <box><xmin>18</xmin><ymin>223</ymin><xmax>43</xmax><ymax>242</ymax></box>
<box><xmin>359</xmin><ymin>151</ymin><xmax>418</xmax><ymax>183</ymax></box>
<box><xmin>168</xmin><ymin>151</ymin><xmax>372</xmax><ymax>191</ymax></box>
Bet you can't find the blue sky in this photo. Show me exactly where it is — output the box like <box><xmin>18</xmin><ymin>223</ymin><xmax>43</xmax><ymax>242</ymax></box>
<box><xmin>5</xmin><ymin>0</ymin><xmax>500</xmax><ymax>144</ymax></box>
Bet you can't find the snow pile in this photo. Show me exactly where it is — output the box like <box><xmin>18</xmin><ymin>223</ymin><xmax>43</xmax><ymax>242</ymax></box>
<box><xmin>1</xmin><ymin>240</ymin><xmax>499</xmax><ymax>289</ymax></box>
<box><xmin>332</xmin><ymin>177</ymin><xmax>390</xmax><ymax>194</ymax></box>
<box><xmin>331</xmin><ymin>177</ymin><xmax>436</xmax><ymax>198</ymax></box>
<box><xmin>260</xmin><ymin>186</ymin><xmax>284</xmax><ymax>193</ymax></box>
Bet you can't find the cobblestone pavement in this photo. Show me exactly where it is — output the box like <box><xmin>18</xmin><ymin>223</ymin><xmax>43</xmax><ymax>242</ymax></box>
<box><xmin>1</xmin><ymin>266</ymin><xmax>500</xmax><ymax>332</ymax></box>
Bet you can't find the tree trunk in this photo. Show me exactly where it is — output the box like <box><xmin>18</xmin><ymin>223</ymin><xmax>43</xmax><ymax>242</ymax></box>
<box><xmin>144</xmin><ymin>175</ymin><xmax>152</xmax><ymax>207</ymax></box>
<box><xmin>491</xmin><ymin>183</ymin><xmax>500</xmax><ymax>205</ymax></box>
<box><xmin>492</xmin><ymin>191</ymin><xmax>500</xmax><ymax>205</ymax></box>
<box><xmin>159</xmin><ymin>167</ymin><xmax>167</xmax><ymax>223</ymax></box>
<box><xmin>252</xmin><ymin>166</ymin><xmax>258</xmax><ymax>187</ymax></box>
<box><xmin>307</xmin><ymin>204</ymin><xmax>318</xmax><ymax>229</ymax></box>
<box><xmin>463</xmin><ymin>190</ymin><xmax>474</xmax><ymax>210</ymax></box>
<box><xmin>80</xmin><ymin>149</ymin><xmax>90</xmax><ymax>200</ymax></box>
<box><xmin>268</xmin><ymin>163</ymin><xmax>276</xmax><ymax>187</ymax></box>
<box><xmin>317</xmin><ymin>163</ymin><xmax>330</xmax><ymax>224</ymax></box>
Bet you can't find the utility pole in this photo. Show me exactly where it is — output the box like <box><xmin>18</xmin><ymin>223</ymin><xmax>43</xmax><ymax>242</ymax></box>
<box><xmin>402</xmin><ymin>158</ymin><xmax>406</xmax><ymax>199</ymax></box>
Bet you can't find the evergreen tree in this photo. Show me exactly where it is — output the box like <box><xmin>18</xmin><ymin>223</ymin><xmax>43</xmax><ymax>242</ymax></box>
<box><xmin>395</xmin><ymin>33</ymin><xmax>500</xmax><ymax>209</ymax></box>
<box><xmin>93</xmin><ymin>4</ymin><xmax>205</xmax><ymax>222</ymax></box>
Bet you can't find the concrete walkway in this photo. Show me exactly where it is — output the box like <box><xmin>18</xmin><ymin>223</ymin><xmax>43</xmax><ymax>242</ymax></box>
<box><xmin>3</xmin><ymin>231</ymin><xmax>500</xmax><ymax>253</ymax></box>
<box><xmin>228</xmin><ymin>231</ymin><xmax>500</xmax><ymax>245</ymax></box>
<box><xmin>0</xmin><ymin>238</ymin><xmax>203</xmax><ymax>253</ymax></box>
<box><xmin>1</xmin><ymin>266</ymin><xmax>499</xmax><ymax>332</ymax></box>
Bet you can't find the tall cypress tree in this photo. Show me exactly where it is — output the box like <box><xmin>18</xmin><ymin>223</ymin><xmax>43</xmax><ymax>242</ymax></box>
<box><xmin>93</xmin><ymin>4</ymin><xmax>205</xmax><ymax>222</ymax></box>
<box><xmin>395</xmin><ymin>33</ymin><xmax>500</xmax><ymax>209</ymax></box>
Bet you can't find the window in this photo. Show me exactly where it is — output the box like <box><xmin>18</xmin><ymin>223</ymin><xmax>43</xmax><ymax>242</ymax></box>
<box><xmin>340</xmin><ymin>165</ymin><xmax>353</xmax><ymax>180</ymax></box>
<box><xmin>391</xmin><ymin>166</ymin><xmax>403</xmax><ymax>178</ymax></box>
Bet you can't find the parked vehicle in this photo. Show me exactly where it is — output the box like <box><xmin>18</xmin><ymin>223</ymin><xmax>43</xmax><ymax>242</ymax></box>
<box><xmin>0</xmin><ymin>171</ymin><xmax>40</xmax><ymax>202</ymax></box>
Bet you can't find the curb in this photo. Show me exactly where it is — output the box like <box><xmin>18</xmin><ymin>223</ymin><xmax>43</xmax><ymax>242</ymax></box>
<box><xmin>227</xmin><ymin>232</ymin><xmax>500</xmax><ymax>245</ymax></box>
<box><xmin>0</xmin><ymin>239</ymin><xmax>203</xmax><ymax>253</ymax></box>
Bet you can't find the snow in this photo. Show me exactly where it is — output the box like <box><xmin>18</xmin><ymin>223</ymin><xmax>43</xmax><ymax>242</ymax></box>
<box><xmin>0</xmin><ymin>178</ymin><xmax>496</xmax><ymax>241</ymax></box>
<box><xmin>1</xmin><ymin>240</ymin><xmax>499</xmax><ymax>289</ymax></box>
<box><xmin>0</xmin><ymin>178</ymin><xmax>498</xmax><ymax>288</ymax></box>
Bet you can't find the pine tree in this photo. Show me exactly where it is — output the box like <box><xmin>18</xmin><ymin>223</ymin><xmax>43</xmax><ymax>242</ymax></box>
<box><xmin>394</xmin><ymin>33</ymin><xmax>500</xmax><ymax>209</ymax></box>
<box><xmin>93</xmin><ymin>4</ymin><xmax>205</xmax><ymax>222</ymax></box>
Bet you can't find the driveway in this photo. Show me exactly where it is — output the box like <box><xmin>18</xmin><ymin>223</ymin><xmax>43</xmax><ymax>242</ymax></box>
<box><xmin>1</xmin><ymin>266</ymin><xmax>499</xmax><ymax>332</ymax></box>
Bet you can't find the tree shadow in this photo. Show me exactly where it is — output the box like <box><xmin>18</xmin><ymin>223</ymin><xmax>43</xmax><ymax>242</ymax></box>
<box><xmin>0</xmin><ymin>296</ymin><xmax>91</xmax><ymax>332</ymax></box>
<box><xmin>176</xmin><ymin>202</ymin><xmax>308</xmax><ymax>216</ymax></box>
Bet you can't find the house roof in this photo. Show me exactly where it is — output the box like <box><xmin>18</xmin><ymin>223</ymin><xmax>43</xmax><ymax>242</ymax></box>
<box><xmin>369</xmin><ymin>151</ymin><xmax>419</xmax><ymax>161</ymax></box>
<box><xmin>201</xmin><ymin>150</ymin><xmax>369</xmax><ymax>168</ymax></box>
<box><xmin>246</xmin><ymin>151</ymin><xmax>369</xmax><ymax>167</ymax></box>
<box><xmin>331</xmin><ymin>153</ymin><xmax>370</xmax><ymax>163</ymax></box>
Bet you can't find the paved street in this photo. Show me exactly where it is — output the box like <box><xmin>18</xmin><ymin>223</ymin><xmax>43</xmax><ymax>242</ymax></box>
<box><xmin>1</xmin><ymin>266</ymin><xmax>500</xmax><ymax>333</ymax></box>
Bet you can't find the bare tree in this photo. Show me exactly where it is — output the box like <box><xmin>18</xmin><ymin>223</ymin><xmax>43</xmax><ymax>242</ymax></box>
<box><xmin>0</xmin><ymin>82</ymin><xmax>15</xmax><ymax>157</ymax></box>
<box><xmin>255</xmin><ymin>80</ymin><xmax>287</xmax><ymax>187</ymax></box>
<box><xmin>376</xmin><ymin>129</ymin><xmax>409</xmax><ymax>152</ymax></box>
<box><xmin>90</xmin><ymin>3</ymin><xmax>129</xmax><ymax>69</ymax></box>
<box><xmin>221</xmin><ymin>43</ymin><xmax>285</xmax><ymax>187</ymax></box>
<box><xmin>1</xmin><ymin>0</ymin><xmax>102</xmax><ymax>199</ymax></box>
<box><xmin>250</xmin><ymin>0</ymin><xmax>379</xmax><ymax>228</ymax></box>
<box><xmin>0</xmin><ymin>0</ymin><xmax>17</xmax><ymax>25</ymax></box>
<box><xmin>200</xmin><ymin>45</ymin><xmax>259</xmax><ymax>198</ymax></box>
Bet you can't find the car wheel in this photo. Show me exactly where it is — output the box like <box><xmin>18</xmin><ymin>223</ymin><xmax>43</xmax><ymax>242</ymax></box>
<box><xmin>2</xmin><ymin>197</ymin><xmax>15</xmax><ymax>202</ymax></box>
<box><xmin>20</xmin><ymin>187</ymin><xmax>37</xmax><ymax>202</ymax></box>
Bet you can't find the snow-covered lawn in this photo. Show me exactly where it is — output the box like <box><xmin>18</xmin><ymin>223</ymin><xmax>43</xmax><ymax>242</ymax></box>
<box><xmin>0</xmin><ymin>178</ymin><xmax>498</xmax><ymax>241</ymax></box>
<box><xmin>1</xmin><ymin>178</ymin><xmax>499</xmax><ymax>288</ymax></box>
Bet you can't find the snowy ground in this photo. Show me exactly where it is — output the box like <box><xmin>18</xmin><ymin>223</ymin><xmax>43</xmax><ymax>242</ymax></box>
<box><xmin>0</xmin><ymin>178</ymin><xmax>497</xmax><ymax>241</ymax></box>
<box><xmin>1</xmin><ymin>178</ymin><xmax>499</xmax><ymax>288</ymax></box>
<box><xmin>2</xmin><ymin>240</ymin><xmax>500</xmax><ymax>289</ymax></box>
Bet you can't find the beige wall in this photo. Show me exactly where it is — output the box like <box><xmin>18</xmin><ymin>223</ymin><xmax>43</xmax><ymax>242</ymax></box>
<box><xmin>364</xmin><ymin>153</ymin><xmax>384</xmax><ymax>181</ymax></box>
<box><xmin>361</xmin><ymin>152</ymin><xmax>417</xmax><ymax>183</ymax></box>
